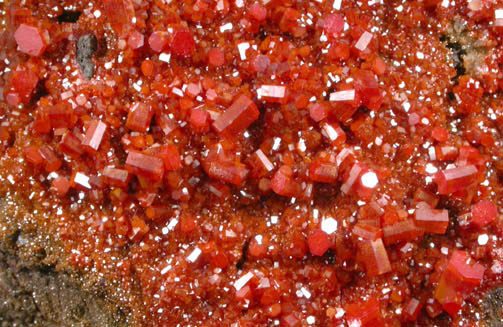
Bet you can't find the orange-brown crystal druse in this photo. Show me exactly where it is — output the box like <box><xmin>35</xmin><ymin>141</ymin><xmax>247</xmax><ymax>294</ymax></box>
<box><xmin>1</xmin><ymin>1</ymin><xmax>503</xmax><ymax>327</ymax></box>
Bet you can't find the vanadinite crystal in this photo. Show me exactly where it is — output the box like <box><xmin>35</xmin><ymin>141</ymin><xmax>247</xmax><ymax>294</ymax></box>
<box><xmin>1</xmin><ymin>1</ymin><xmax>502</xmax><ymax>327</ymax></box>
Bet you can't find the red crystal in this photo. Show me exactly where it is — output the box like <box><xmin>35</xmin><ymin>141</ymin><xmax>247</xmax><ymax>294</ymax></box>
<box><xmin>51</xmin><ymin>176</ymin><xmax>71</xmax><ymax>195</ymax></box>
<box><xmin>323</xmin><ymin>14</ymin><xmax>344</xmax><ymax>36</ymax></box>
<box><xmin>414</xmin><ymin>203</ymin><xmax>449</xmax><ymax>234</ymax></box>
<box><xmin>60</xmin><ymin>132</ymin><xmax>84</xmax><ymax>157</ymax></box>
<box><xmin>14</xmin><ymin>24</ymin><xmax>48</xmax><ymax>56</ymax></box>
<box><xmin>171</xmin><ymin>28</ymin><xmax>195</xmax><ymax>57</ymax></box>
<box><xmin>309</xmin><ymin>161</ymin><xmax>338</xmax><ymax>184</ymax></box>
<box><xmin>345</xmin><ymin>297</ymin><xmax>384</xmax><ymax>327</ymax></box>
<box><xmin>156</xmin><ymin>113</ymin><xmax>177</xmax><ymax>136</ymax></box>
<box><xmin>434</xmin><ymin>165</ymin><xmax>478</xmax><ymax>195</ymax></box>
<box><xmin>24</xmin><ymin>146</ymin><xmax>44</xmax><ymax>166</ymax></box>
<box><xmin>212</xmin><ymin>95</ymin><xmax>259</xmax><ymax>135</ymax></box>
<box><xmin>47</xmin><ymin>102</ymin><xmax>74</xmax><ymax>129</ymax></box>
<box><xmin>103</xmin><ymin>167</ymin><xmax>130</xmax><ymax>188</ymax></box>
<box><xmin>247</xmin><ymin>149</ymin><xmax>274</xmax><ymax>178</ymax></box>
<box><xmin>383</xmin><ymin>220</ymin><xmax>422</xmax><ymax>245</ymax></box>
<box><xmin>125</xmin><ymin>151</ymin><xmax>164</xmax><ymax>182</ymax></box>
<box><xmin>308</xmin><ymin>229</ymin><xmax>330</xmax><ymax>256</ymax></box>
<box><xmin>208</xmin><ymin>48</ymin><xmax>225</xmax><ymax>67</ymax></box>
<box><xmin>148</xmin><ymin>31</ymin><xmax>170</xmax><ymax>53</ymax></box>
<box><xmin>72</xmin><ymin>172</ymin><xmax>92</xmax><ymax>190</ymax></box>
<box><xmin>309</xmin><ymin>103</ymin><xmax>329</xmax><ymax>122</ymax></box>
<box><xmin>2</xmin><ymin>2</ymin><xmax>503</xmax><ymax>326</ymax></box>
<box><xmin>158</xmin><ymin>144</ymin><xmax>182</xmax><ymax>171</ymax></box>
<box><xmin>257</xmin><ymin>85</ymin><xmax>287</xmax><ymax>103</ymax></box>
<box><xmin>353</xmin><ymin>223</ymin><xmax>382</xmax><ymax>241</ymax></box>
<box><xmin>251</xmin><ymin>55</ymin><xmax>270</xmax><ymax>73</ymax></box>
<box><xmin>8</xmin><ymin>70</ymin><xmax>39</xmax><ymax>104</ymax></box>
<box><xmin>82</xmin><ymin>120</ymin><xmax>107</xmax><ymax>153</ymax></box>
<box><xmin>270</xmin><ymin>165</ymin><xmax>301</xmax><ymax>197</ymax></box>
<box><xmin>126</xmin><ymin>102</ymin><xmax>153</xmax><ymax>133</ymax></box>
<box><xmin>102</xmin><ymin>0</ymin><xmax>135</xmax><ymax>36</ymax></box>
<box><xmin>249</xmin><ymin>3</ymin><xmax>267</xmax><ymax>21</ymax></box>
<box><xmin>403</xmin><ymin>298</ymin><xmax>422</xmax><ymax>321</ymax></box>
<box><xmin>321</xmin><ymin>121</ymin><xmax>346</xmax><ymax>145</ymax></box>
<box><xmin>128</xmin><ymin>30</ymin><xmax>145</xmax><ymax>49</ymax></box>
<box><xmin>353</xmin><ymin>70</ymin><xmax>384</xmax><ymax>111</ymax></box>
<box><xmin>358</xmin><ymin>238</ymin><xmax>392</xmax><ymax>277</ymax></box>
<box><xmin>434</xmin><ymin>250</ymin><xmax>485</xmax><ymax>317</ymax></box>
<box><xmin>207</xmin><ymin>161</ymin><xmax>248</xmax><ymax>186</ymax></box>
<box><xmin>471</xmin><ymin>200</ymin><xmax>497</xmax><ymax>228</ymax></box>
<box><xmin>38</xmin><ymin>145</ymin><xmax>62</xmax><ymax>172</ymax></box>
<box><xmin>189</xmin><ymin>108</ymin><xmax>210</xmax><ymax>133</ymax></box>
<box><xmin>129</xmin><ymin>215</ymin><xmax>149</xmax><ymax>242</ymax></box>
<box><xmin>431</xmin><ymin>126</ymin><xmax>449</xmax><ymax>142</ymax></box>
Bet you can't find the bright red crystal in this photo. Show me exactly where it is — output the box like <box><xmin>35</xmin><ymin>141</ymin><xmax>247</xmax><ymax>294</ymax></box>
<box><xmin>432</xmin><ymin>126</ymin><xmax>449</xmax><ymax>142</ymax></box>
<box><xmin>125</xmin><ymin>151</ymin><xmax>164</xmax><ymax>182</ymax></box>
<box><xmin>383</xmin><ymin>220</ymin><xmax>422</xmax><ymax>245</ymax></box>
<box><xmin>414</xmin><ymin>203</ymin><xmax>449</xmax><ymax>234</ymax></box>
<box><xmin>308</xmin><ymin>161</ymin><xmax>338</xmax><ymax>184</ymax></box>
<box><xmin>435</xmin><ymin>251</ymin><xmax>485</xmax><ymax>316</ymax></box>
<box><xmin>208</xmin><ymin>48</ymin><xmax>225</xmax><ymax>67</ymax></box>
<box><xmin>126</xmin><ymin>102</ymin><xmax>153</xmax><ymax>133</ymax></box>
<box><xmin>321</xmin><ymin>121</ymin><xmax>346</xmax><ymax>145</ymax></box>
<box><xmin>271</xmin><ymin>165</ymin><xmax>300</xmax><ymax>197</ymax></box>
<box><xmin>309</xmin><ymin>103</ymin><xmax>329</xmax><ymax>122</ymax></box>
<box><xmin>434</xmin><ymin>165</ymin><xmax>478</xmax><ymax>195</ymax></box>
<box><xmin>353</xmin><ymin>222</ymin><xmax>382</xmax><ymax>241</ymax></box>
<box><xmin>102</xmin><ymin>0</ymin><xmax>134</xmax><ymax>36</ymax></box>
<box><xmin>189</xmin><ymin>108</ymin><xmax>210</xmax><ymax>133</ymax></box>
<box><xmin>148</xmin><ymin>31</ymin><xmax>170</xmax><ymax>53</ymax></box>
<box><xmin>307</xmin><ymin>229</ymin><xmax>330</xmax><ymax>256</ymax></box>
<box><xmin>128</xmin><ymin>30</ymin><xmax>144</xmax><ymax>50</ymax></box>
<box><xmin>257</xmin><ymin>85</ymin><xmax>287</xmax><ymax>103</ymax></box>
<box><xmin>103</xmin><ymin>167</ymin><xmax>130</xmax><ymax>188</ymax></box>
<box><xmin>7</xmin><ymin>69</ymin><xmax>39</xmax><ymax>105</ymax></box>
<box><xmin>60</xmin><ymin>132</ymin><xmax>84</xmax><ymax>157</ymax></box>
<box><xmin>14</xmin><ymin>24</ymin><xmax>48</xmax><ymax>56</ymax></box>
<box><xmin>247</xmin><ymin>149</ymin><xmax>274</xmax><ymax>178</ymax></box>
<box><xmin>51</xmin><ymin>176</ymin><xmax>71</xmax><ymax>195</ymax></box>
<box><xmin>345</xmin><ymin>297</ymin><xmax>384</xmax><ymax>327</ymax></box>
<box><xmin>323</xmin><ymin>14</ymin><xmax>344</xmax><ymax>36</ymax></box>
<box><xmin>207</xmin><ymin>161</ymin><xmax>248</xmax><ymax>186</ymax></box>
<box><xmin>249</xmin><ymin>3</ymin><xmax>267</xmax><ymax>22</ymax></box>
<box><xmin>353</xmin><ymin>70</ymin><xmax>383</xmax><ymax>111</ymax></box>
<box><xmin>82</xmin><ymin>120</ymin><xmax>107</xmax><ymax>153</ymax></box>
<box><xmin>171</xmin><ymin>29</ymin><xmax>195</xmax><ymax>57</ymax></box>
<box><xmin>471</xmin><ymin>200</ymin><xmax>497</xmax><ymax>228</ymax></box>
<box><xmin>403</xmin><ymin>298</ymin><xmax>423</xmax><ymax>321</ymax></box>
<box><xmin>158</xmin><ymin>144</ymin><xmax>181</xmax><ymax>172</ymax></box>
<box><xmin>47</xmin><ymin>101</ymin><xmax>74</xmax><ymax>129</ymax></box>
<box><xmin>212</xmin><ymin>94</ymin><xmax>259</xmax><ymax>135</ymax></box>
<box><xmin>358</xmin><ymin>238</ymin><xmax>392</xmax><ymax>277</ymax></box>
<box><xmin>24</xmin><ymin>146</ymin><xmax>44</xmax><ymax>166</ymax></box>
<box><xmin>38</xmin><ymin>145</ymin><xmax>62</xmax><ymax>172</ymax></box>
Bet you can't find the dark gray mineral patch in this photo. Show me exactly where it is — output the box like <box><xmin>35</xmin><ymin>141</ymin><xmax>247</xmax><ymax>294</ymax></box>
<box><xmin>76</xmin><ymin>34</ymin><xmax>98</xmax><ymax>80</ymax></box>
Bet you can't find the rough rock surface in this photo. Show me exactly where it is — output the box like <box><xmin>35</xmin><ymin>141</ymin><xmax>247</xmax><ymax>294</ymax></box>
<box><xmin>0</xmin><ymin>236</ymin><xmax>128</xmax><ymax>327</ymax></box>
<box><xmin>76</xmin><ymin>34</ymin><xmax>98</xmax><ymax>80</ymax></box>
<box><xmin>481</xmin><ymin>287</ymin><xmax>503</xmax><ymax>327</ymax></box>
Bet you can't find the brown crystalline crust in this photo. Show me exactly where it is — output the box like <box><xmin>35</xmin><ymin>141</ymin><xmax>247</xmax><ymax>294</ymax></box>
<box><xmin>0</xmin><ymin>244</ymin><xmax>127</xmax><ymax>327</ymax></box>
<box><xmin>0</xmin><ymin>196</ymin><xmax>131</xmax><ymax>327</ymax></box>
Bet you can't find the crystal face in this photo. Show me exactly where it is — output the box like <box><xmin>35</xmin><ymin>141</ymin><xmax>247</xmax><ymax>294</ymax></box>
<box><xmin>434</xmin><ymin>250</ymin><xmax>485</xmax><ymax>316</ymax></box>
<box><xmin>14</xmin><ymin>24</ymin><xmax>48</xmax><ymax>56</ymax></box>
<box><xmin>212</xmin><ymin>94</ymin><xmax>259</xmax><ymax>135</ymax></box>
<box><xmin>82</xmin><ymin>120</ymin><xmax>107</xmax><ymax>152</ymax></box>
